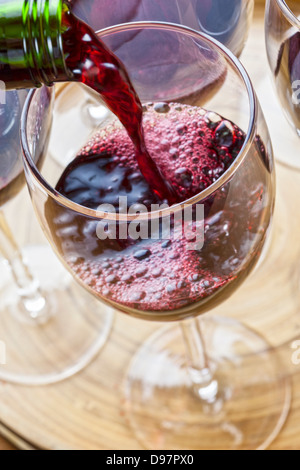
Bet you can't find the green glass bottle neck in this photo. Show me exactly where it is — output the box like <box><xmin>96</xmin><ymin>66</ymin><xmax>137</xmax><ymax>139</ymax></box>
<box><xmin>0</xmin><ymin>0</ymin><xmax>73</xmax><ymax>88</ymax></box>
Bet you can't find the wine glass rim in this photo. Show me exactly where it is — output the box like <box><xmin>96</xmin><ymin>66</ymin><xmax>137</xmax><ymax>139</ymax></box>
<box><xmin>276</xmin><ymin>0</ymin><xmax>300</xmax><ymax>28</ymax></box>
<box><xmin>21</xmin><ymin>21</ymin><xmax>258</xmax><ymax>223</ymax></box>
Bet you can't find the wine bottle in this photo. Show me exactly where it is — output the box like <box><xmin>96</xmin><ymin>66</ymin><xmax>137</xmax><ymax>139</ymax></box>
<box><xmin>0</xmin><ymin>0</ymin><xmax>72</xmax><ymax>89</ymax></box>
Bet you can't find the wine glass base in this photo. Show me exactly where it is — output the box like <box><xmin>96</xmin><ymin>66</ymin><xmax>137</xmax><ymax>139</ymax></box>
<box><xmin>0</xmin><ymin>245</ymin><xmax>114</xmax><ymax>386</ymax></box>
<box><xmin>123</xmin><ymin>316</ymin><xmax>291</xmax><ymax>450</ymax></box>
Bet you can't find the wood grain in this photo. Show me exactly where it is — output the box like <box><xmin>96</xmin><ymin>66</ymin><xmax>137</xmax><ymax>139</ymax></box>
<box><xmin>1</xmin><ymin>0</ymin><xmax>300</xmax><ymax>450</ymax></box>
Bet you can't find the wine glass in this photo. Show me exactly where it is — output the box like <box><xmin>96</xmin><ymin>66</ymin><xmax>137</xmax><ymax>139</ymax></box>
<box><xmin>21</xmin><ymin>23</ymin><xmax>290</xmax><ymax>449</ymax></box>
<box><xmin>71</xmin><ymin>0</ymin><xmax>254</xmax><ymax>57</ymax></box>
<box><xmin>265</xmin><ymin>0</ymin><xmax>300</xmax><ymax>138</ymax></box>
<box><xmin>52</xmin><ymin>0</ymin><xmax>254</xmax><ymax>167</ymax></box>
<box><xmin>0</xmin><ymin>88</ymin><xmax>113</xmax><ymax>385</ymax></box>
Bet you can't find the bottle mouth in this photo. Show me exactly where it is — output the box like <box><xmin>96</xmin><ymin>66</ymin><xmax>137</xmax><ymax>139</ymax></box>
<box><xmin>23</xmin><ymin>0</ymin><xmax>70</xmax><ymax>86</ymax></box>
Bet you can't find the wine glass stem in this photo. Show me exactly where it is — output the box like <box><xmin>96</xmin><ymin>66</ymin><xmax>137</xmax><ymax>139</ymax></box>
<box><xmin>180</xmin><ymin>318</ymin><xmax>219</xmax><ymax>404</ymax></box>
<box><xmin>0</xmin><ymin>211</ymin><xmax>51</xmax><ymax>322</ymax></box>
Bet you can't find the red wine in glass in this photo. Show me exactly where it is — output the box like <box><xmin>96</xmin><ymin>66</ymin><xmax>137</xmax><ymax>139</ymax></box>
<box><xmin>45</xmin><ymin>9</ymin><xmax>270</xmax><ymax>319</ymax></box>
<box><xmin>51</xmin><ymin>103</ymin><xmax>269</xmax><ymax>316</ymax></box>
<box><xmin>275</xmin><ymin>31</ymin><xmax>300</xmax><ymax>132</ymax></box>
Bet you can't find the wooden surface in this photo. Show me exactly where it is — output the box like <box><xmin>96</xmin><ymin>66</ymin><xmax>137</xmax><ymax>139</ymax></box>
<box><xmin>1</xmin><ymin>0</ymin><xmax>300</xmax><ymax>450</ymax></box>
<box><xmin>0</xmin><ymin>437</ymin><xmax>14</xmax><ymax>451</ymax></box>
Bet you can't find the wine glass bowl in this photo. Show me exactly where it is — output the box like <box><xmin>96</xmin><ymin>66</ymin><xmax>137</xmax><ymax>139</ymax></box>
<box><xmin>72</xmin><ymin>0</ymin><xmax>254</xmax><ymax>57</ymax></box>
<box><xmin>22</xmin><ymin>24</ymin><xmax>274</xmax><ymax>322</ymax></box>
<box><xmin>265</xmin><ymin>0</ymin><xmax>300</xmax><ymax>137</ymax></box>
<box><xmin>21</xmin><ymin>23</ymin><xmax>289</xmax><ymax>449</ymax></box>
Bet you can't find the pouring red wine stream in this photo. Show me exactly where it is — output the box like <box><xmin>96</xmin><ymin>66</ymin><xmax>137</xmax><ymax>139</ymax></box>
<box><xmin>62</xmin><ymin>8</ymin><xmax>177</xmax><ymax>204</ymax></box>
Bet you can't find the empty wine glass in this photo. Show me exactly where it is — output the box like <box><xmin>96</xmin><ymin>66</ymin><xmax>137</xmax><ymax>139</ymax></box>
<box><xmin>0</xmin><ymin>88</ymin><xmax>113</xmax><ymax>386</ymax></box>
<box><xmin>265</xmin><ymin>0</ymin><xmax>300</xmax><ymax>138</ymax></box>
<box><xmin>21</xmin><ymin>23</ymin><xmax>290</xmax><ymax>449</ymax></box>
